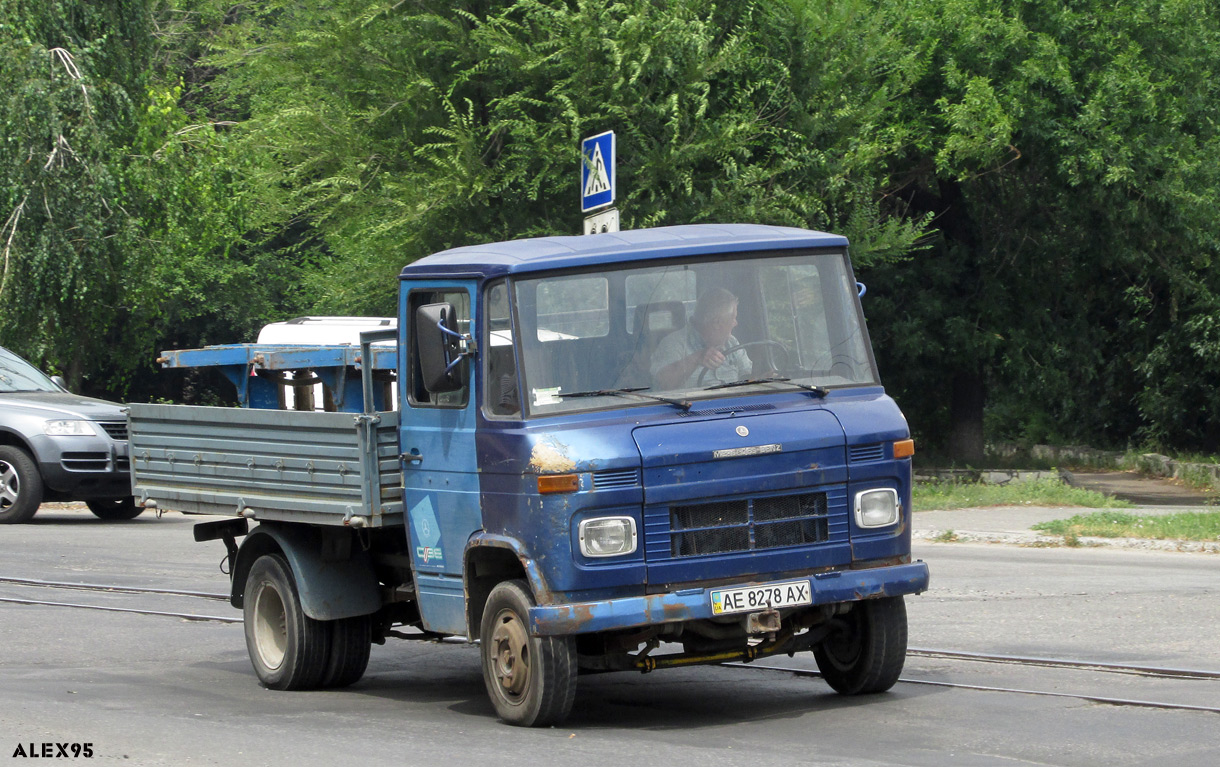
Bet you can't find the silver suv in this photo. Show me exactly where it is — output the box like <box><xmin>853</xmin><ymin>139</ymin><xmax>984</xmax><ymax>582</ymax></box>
<box><xmin>0</xmin><ymin>346</ymin><xmax>140</xmax><ymax>523</ymax></box>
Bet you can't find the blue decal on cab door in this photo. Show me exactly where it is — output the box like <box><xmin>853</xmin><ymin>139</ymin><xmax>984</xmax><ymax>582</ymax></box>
<box><xmin>409</xmin><ymin>495</ymin><xmax>444</xmax><ymax>565</ymax></box>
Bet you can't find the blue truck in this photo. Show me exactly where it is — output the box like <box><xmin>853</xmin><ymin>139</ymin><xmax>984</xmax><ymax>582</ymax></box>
<box><xmin>128</xmin><ymin>223</ymin><xmax>928</xmax><ymax>726</ymax></box>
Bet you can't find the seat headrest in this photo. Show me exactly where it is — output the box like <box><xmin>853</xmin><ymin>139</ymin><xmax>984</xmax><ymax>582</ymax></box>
<box><xmin>633</xmin><ymin>301</ymin><xmax>686</xmax><ymax>335</ymax></box>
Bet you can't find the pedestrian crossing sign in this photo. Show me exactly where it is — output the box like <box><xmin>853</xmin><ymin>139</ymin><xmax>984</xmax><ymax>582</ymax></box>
<box><xmin>580</xmin><ymin>131</ymin><xmax>615</xmax><ymax>212</ymax></box>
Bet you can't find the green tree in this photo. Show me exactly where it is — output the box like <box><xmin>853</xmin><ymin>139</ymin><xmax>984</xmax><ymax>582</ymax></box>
<box><xmin>0</xmin><ymin>0</ymin><xmax>307</xmax><ymax>399</ymax></box>
<box><xmin>0</xmin><ymin>1</ymin><xmax>154</xmax><ymax>389</ymax></box>
<box><xmin>199</xmin><ymin>0</ymin><xmax>927</xmax><ymax>315</ymax></box>
<box><xmin>862</xmin><ymin>0</ymin><xmax>1220</xmax><ymax>458</ymax></box>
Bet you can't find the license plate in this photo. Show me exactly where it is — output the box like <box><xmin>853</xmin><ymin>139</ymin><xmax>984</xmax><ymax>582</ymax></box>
<box><xmin>710</xmin><ymin>580</ymin><xmax>812</xmax><ymax>615</ymax></box>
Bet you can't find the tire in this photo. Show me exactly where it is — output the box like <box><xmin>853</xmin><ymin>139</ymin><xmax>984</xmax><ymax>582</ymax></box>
<box><xmin>480</xmin><ymin>579</ymin><xmax>577</xmax><ymax>727</ymax></box>
<box><xmin>813</xmin><ymin>596</ymin><xmax>908</xmax><ymax>695</ymax></box>
<box><xmin>0</xmin><ymin>445</ymin><xmax>42</xmax><ymax>524</ymax></box>
<box><xmin>243</xmin><ymin>553</ymin><xmax>331</xmax><ymax>690</ymax></box>
<box><xmin>86</xmin><ymin>497</ymin><xmax>144</xmax><ymax>520</ymax></box>
<box><xmin>321</xmin><ymin>614</ymin><xmax>372</xmax><ymax>688</ymax></box>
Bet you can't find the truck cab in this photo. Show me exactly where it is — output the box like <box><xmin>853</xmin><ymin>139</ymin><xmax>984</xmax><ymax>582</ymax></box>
<box><xmin>145</xmin><ymin>224</ymin><xmax>927</xmax><ymax>727</ymax></box>
<box><xmin>400</xmin><ymin>224</ymin><xmax>926</xmax><ymax>719</ymax></box>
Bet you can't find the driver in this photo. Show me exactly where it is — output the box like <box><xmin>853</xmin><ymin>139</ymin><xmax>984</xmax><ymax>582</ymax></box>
<box><xmin>651</xmin><ymin>288</ymin><xmax>752</xmax><ymax>388</ymax></box>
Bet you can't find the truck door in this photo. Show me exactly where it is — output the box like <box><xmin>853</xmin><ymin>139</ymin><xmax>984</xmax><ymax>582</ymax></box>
<box><xmin>400</xmin><ymin>282</ymin><xmax>481</xmax><ymax>636</ymax></box>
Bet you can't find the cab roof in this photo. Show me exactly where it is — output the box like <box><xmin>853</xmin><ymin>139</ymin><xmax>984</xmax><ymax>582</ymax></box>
<box><xmin>400</xmin><ymin>223</ymin><xmax>849</xmax><ymax>280</ymax></box>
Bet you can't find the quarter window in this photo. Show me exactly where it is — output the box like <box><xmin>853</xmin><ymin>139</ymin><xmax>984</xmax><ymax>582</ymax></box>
<box><xmin>407</xmin><ymin>289</ymin><xmax>471</xmax><ymax>408</ymax></box>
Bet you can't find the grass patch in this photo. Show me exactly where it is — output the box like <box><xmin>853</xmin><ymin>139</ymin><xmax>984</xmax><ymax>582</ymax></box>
<box><xmin>913</xmin><ymin>477</ymin><xmax>1129</xmax><ymax>511</ymax></box>
<box><xmin>1031</xmin><ymin>511</ymin><xmax>1220</xmax><ymax>541</ymax></box>
<box><xmin>1173</xmin><ymin>464</ymin><xmax>1220</xmax><ymax>495</ymax></box>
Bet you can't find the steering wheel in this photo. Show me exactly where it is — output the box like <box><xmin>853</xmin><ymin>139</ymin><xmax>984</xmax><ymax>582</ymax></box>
<box><xmin>696</xmin><ymin>341</ymin><xmax>792</xmax><ymax>386</ymax></box>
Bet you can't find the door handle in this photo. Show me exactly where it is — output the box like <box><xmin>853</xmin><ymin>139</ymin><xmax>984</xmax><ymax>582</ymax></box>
<box><xmin>401</xmin><ymin>450</ymin><xmax>423</xmax><ymax>465</ymax></box>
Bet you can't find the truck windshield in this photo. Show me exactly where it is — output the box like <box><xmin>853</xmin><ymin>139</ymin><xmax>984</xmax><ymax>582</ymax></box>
<box><xmin>506</xmin><ymin>250</ymin><xmax>877</xmax><ymax>417</ymax></box>
<box><xmin>0</xmin><ymin>348</ymin><xmax>61</xmax><ymax>393</ymax></box>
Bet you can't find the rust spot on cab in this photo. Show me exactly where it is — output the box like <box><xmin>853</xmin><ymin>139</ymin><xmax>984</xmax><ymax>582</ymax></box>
<box><xmin>529</xmin><ymin>438</ymin><xmax>576</xmax><ymax>474</ymax></box>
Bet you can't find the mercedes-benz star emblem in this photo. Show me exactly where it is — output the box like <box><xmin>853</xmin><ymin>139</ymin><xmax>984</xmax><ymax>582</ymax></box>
<box><xmin>736</xmin><ymin>425</ymin><xmax>749</xmax><ymax>437</ymax></box>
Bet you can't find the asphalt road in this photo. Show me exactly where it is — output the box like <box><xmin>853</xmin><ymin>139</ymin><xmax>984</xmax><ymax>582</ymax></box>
<box><xmin>1</xmin><ymin>506</ymin><xmax>1217</xmax><ymax>767</ymax></box>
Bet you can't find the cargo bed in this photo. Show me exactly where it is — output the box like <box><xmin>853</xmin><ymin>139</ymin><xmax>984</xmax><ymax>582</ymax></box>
<box><xmin>128</xmin><ymin>403</ymin><xmax>403</xmax><ymax>527</ymax></box>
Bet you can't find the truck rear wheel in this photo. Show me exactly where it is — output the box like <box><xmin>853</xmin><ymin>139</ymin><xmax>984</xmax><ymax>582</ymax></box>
<box><xmin>480</xmin><ymin>579</ymin><xmax>577</xmax><ymax>727</ymax></box>
<box><xmin>813</xmin><ymin>596</ymin><xmax>907</xmax><ymax>695</ymax></box>
<box><xmin>243</xmin><ymin>553</ymin><xmax>331</xmax><ymax>690</ymax></box>
<box><xmin>0</xmin><ymin>446</ymin><xmax>42</xmax><ymax>524</ymax></box>
<box><xmin>321</xmin><ymin>614</ymin><xmax>372</xmax><ymax>688</ymax></box>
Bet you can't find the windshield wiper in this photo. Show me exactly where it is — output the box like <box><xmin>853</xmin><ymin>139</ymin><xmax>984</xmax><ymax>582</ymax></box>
<box><xmin>702</xmin><ymin>376</ymin><xmax>828</xmax><ymax>397</ymax></box>
<box><xmin>562</xmin><ymin>387</ymin><xmax>692</xmax><ymax>411</ymax></box>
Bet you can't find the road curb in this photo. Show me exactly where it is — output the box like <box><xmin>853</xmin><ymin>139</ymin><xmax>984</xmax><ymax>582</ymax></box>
<box><xmin>913</xmin><ymin>528</ymin><xmax>1220</xmax><ymax>554</ymax></box>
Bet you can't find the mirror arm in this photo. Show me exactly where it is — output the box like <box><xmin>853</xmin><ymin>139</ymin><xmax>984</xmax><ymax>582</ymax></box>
<box><xmin>435</xmin><ymin>318</ymin><xmax>478</xmax><ymax>374</ymax></box>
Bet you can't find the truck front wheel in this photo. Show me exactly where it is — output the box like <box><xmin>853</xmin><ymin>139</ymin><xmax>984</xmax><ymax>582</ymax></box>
<box><xmin>813</xmin><ymin>596</ymin><xmax>907</xmax><ymax>695</ymax></box>
<box><xmin>243</xmin><ymin>553</ymin><xmax>331</xmax><ymax>690</ymax></box>
<box><xmin>480</xmin><ymin>579</ymin><xmax>577</xmax><ymax>727</ymax></box>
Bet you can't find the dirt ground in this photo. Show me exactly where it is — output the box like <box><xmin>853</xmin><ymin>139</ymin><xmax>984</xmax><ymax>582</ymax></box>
<box><xmin>1064</xmin><ymin>470</ymin><xmax>1215</xmax><ymax>506</ymax></box>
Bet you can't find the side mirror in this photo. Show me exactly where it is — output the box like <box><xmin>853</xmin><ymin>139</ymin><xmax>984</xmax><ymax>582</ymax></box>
<box><xmin>50</xmin><ymin>375</ymin><xmax>68</xmax><ymax>392</ymax></box>
<box><xmin>415</xmin><ymin>302</ymin><xmax>466</xmax><ymax>393</ymax></box>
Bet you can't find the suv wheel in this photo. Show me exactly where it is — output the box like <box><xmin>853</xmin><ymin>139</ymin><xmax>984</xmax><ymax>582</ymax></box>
<box><xmin>86</xmin><ymin>497</ymin><xmax>144</xmax><ymax>520</ymax></box>
<box><xmin>0</xmin><ymin>446</ymin><xmax>43</xmax><ymax>524</ymax></box>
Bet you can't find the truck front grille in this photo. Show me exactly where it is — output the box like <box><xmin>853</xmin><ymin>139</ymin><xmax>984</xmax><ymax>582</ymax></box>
<box><xmin>669</xmin><ymin>492</ymin><xmax>830</xmax><ymax>557</ymax></box>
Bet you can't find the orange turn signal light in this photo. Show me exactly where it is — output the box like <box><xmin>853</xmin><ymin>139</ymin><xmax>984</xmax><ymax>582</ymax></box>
<box><xmin>537</xmin><ymin>473</ymin><xmax>580</xmax><ymax>494</ymax></box>
<box><xmin>893</xmin><ymin>439</ymin><xmax>915</xmax><ymax>459</ymax></box>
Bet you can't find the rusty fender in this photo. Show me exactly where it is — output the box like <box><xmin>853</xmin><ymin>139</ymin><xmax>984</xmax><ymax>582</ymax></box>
<box><xmin>528</xmin><ymin>561</ymin><xmax>930</xmax><ymax>637</ymax></box>
<box><xmin>463</xmin><ymin>532</ymin><xmax>552</xmax><ymax>601</ymax></box>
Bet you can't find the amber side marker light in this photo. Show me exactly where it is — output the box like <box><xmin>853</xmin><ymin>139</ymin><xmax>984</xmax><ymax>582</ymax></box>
<box><xmin>893</xmin><ymin>439</ymin><xmax>915</xmax><ymax>459</ymax></box>
<box><xmin>537</xmin><ymin>474</ymin><xmax>580</xmax><ymax>494</ymax></box>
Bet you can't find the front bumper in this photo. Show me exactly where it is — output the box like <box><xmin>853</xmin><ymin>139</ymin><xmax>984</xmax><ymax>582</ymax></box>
<box><xmin>528</xmin><ymin>560</ymin><xmax>929</xmax><ymax>637</ymax></box>
<box><xmin>32</xmin><ymin>433</ymin><xmax>131</xmax><ymax>498</ymax></box>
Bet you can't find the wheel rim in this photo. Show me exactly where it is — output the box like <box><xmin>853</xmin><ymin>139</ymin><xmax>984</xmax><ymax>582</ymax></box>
<box><xmin>0</xmin><ymin>461</ymin><xmax>18</xmax><ymax>510</ymax></box>
<box><xmin>489</xmin><ymin>608</ymin><xmax>531</xmax><ymax>702</ymax></box>
<box><xmin>822</xmin><ymin>611</ymin><xmax>865</xmax><ymax>671</ymax></box>
<box><xmin>252</xmin><ymin>582</ymin><xmax>288</xmax><ymax>671</ymax></box>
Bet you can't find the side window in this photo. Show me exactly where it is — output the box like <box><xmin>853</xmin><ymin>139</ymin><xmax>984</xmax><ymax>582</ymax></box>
<box><xmin>484</xmin><ymin>280</ymin><xmax>521</xmax><ymax>416</ymax></box>
<box><xmin>408</xmin><ymin>288</ymin><xmax>471</xmax><ymax>408</ymax></box>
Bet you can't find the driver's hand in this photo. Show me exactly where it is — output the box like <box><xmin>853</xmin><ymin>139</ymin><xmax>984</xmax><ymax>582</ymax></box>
<box><xmin>700</xmin><ymin>348</ymin><xmax>726</xmax><ymax>369</ymax></box>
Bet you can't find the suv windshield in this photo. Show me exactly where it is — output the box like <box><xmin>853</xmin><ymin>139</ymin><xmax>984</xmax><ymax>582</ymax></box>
<box><xmin>494</xmin><ymin>250</ymin><xmax>877</xmax><ymax>417</ymax></box>
<box><xmin>0</xmin><ymin>348</ymin><xmax>60</xmax><ymax>393</ymax></box>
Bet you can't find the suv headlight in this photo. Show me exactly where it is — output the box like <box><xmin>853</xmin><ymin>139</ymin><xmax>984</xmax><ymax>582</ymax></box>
<box><xmin>855</xmin><ymin>488</ymin><xmax>900</xmax><ymax>528</ymax></box>
<box><xmin>578</xmin><ymin>516</ymin><xmax>638</xmax><ymax>558</ymax></box>
<box><xmin>44</xmin><ymin>420</ymin><xmax>98</xmax><ymax>437</ymax></box>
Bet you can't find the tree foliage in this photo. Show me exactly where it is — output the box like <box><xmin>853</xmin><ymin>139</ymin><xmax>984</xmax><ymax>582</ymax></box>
<box><xmin>0</xmin><ymin>1</ymin><xmax>153</xmax><ymax>389</ymax></box>
<box><xmin>201</xmin><ymin>0</ymin><xmax>927</xmax><ymax>313</ymax></box>
<box><xmin>0</xmin><ymin>0</ymin><xmax>306</xmax><ymax>398</ymax></box>
<box><xmin>861</xmin><ymin>0</ymin><xmax>1220</xmax><ymax>456</ymax></box>
<box><xmin>4</xmin><ymin>0</ymin><xmax>1220</xmax><ymax>454</ymax></box>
